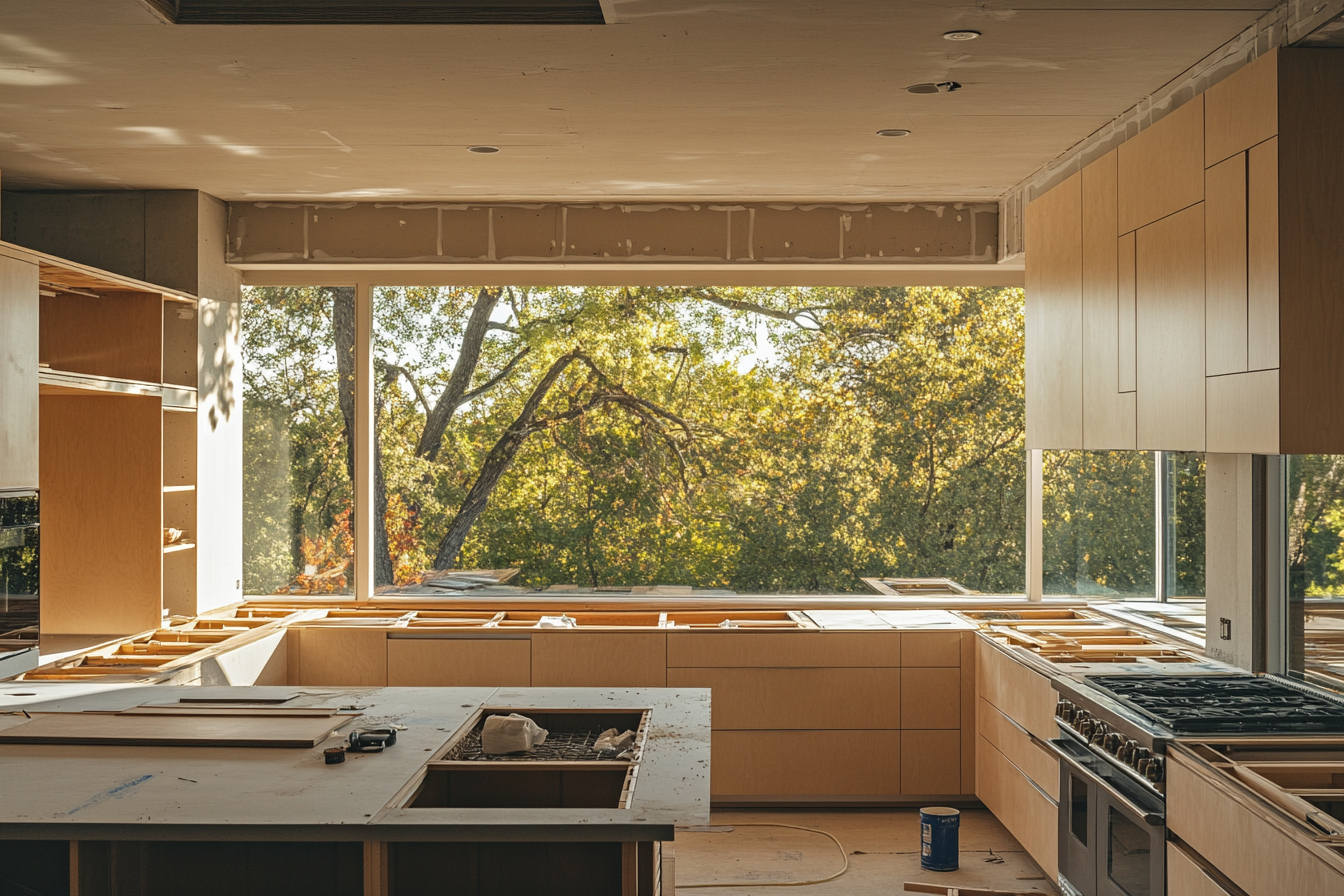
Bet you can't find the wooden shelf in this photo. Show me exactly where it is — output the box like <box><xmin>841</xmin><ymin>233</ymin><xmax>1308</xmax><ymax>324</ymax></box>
<box><xmin>163</xmin><ymin>542</ymin><xmax>196</xmax><ymax>554</ymax></box>
<box><xmin>163</xmin><ymin>485</ymin><xmax>195</xmax><ymax>494</ymax></box>
<box><xmin>38</xmin><ymin>368</ymin><xmax>161</xmax><ymax>399</ymax></box>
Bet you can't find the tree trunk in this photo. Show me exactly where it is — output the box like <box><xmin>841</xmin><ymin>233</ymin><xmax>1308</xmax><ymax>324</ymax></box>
<box><xmin>432</xmin><ymin>350</ymin><xmax>581</xmax><ymax>570</ymax></box>
<box><xmin>416</xmin><ymin>286</ymin><xmax>503</xmax><ymax>461</ymax></box>
<box><xmin>330</xmin><ymin>287</ymin><xmax>396</xmax><ymax>587</ymax></box>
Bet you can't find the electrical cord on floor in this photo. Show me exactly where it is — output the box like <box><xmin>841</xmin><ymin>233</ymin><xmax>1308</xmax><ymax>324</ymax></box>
<box><xmin>677</xmin><ymin>822</ymin><xmax>850</xmax><ymax>888</ymax></box>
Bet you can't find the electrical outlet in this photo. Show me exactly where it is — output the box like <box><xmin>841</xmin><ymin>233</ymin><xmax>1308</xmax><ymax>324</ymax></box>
<box><xmin>1219</xmin><ymin>617</ymin><xmax>1232</xmax><ymax>640</ymax></box>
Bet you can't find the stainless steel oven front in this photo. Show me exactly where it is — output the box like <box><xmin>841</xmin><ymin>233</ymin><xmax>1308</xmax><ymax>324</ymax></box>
<box><xmin>1051</xmin><ymin>736</ymin><xmax>1165</xmax><ymax>896</ymax></box>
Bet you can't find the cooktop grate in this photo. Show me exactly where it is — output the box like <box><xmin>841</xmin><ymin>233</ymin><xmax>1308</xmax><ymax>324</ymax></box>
<box><xmin>1086</xmin><ymin>674</ymin><xmax>1344</xmax><ymax>735</ymax></box>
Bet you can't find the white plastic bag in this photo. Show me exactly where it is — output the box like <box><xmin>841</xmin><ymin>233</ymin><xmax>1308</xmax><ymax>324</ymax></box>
<box><xmin>481</xmin><ymin>713</ymin><xmax>548</xmax><ymax>754</ymax></box>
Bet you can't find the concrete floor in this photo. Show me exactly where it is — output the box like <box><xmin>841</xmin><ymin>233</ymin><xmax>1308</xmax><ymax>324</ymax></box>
<box><xmin>673</xmin><ymin>808</ymin><xmax>1055</xmax><ymax>894</ymax></box>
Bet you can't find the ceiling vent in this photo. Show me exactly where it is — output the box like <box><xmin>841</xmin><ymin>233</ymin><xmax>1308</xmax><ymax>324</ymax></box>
<box><xmin>139</xmin><ymin>0</ymin><xmax>607</xmax><ymax>25</ymax></box>
<box><xmin>906</xmin><ymin>81</ymin><xmax>961</xmax><ymax>95</ymax></box>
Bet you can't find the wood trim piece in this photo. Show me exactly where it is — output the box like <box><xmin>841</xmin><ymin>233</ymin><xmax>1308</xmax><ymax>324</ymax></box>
<box><xmin>1246</xmin><ymin>136</ymin><xmax>1279</xmax><ymax>372</ymax></box>
<box><xmin>1118</xmin><ymin>95</ymin><xmax>1205</xmax><ymax>234</ymax></box>
<box><xmin>960</xmin><ymin>632</ymin><xmax>977</xmax><ymax>793</ymax></box>
<box><xmin>666</xmin><ymin>667</ymin><xmax>901</xmax><ymax>729</ymax></box>
<box><xmin>1205</xmin><ymin>153</ymin><xmax>1249</xmax><ymax>377</ymax></box>
<box><xmin>1204</xmin><ymin>49</ymin><xmax>1279</xmax><ymax>167</ymax></box>
<box><xmin>1025</xmin><ymin>172</ymin><xmax>1083</xmax><ymax>449</ymax></box>
<box><xmin>1136</xmin><ymin>203</ymin><xmax>1206</xmax><ymax>450</ymax></box>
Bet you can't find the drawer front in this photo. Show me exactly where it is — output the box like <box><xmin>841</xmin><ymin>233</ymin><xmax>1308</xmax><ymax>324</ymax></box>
<box><xmin>1168</xmin><ymin>840</ymin><xmax>1241</xmax><ymax>896</ymax></box>
<box><xmin>667</xmin><ymin>632</ymin><xmax>900</xmax><ymax>667</ymax></box>
<box><xmin>290</xmin><ymin>627</ymin><xmax>387</xmax><ymax>686</ymax></box>
<box><xmin>1167</xmin><ymin>751</ymin><xmax>1344</xmax><ymax>896</ymax></box>
<box><xmin>976</xmin><ymin>733</ymin><xmax>1059</xmax><ymax>881</ymax></box>
<box><xmin>977</xmin><ymin>696</ymin><xmax>1060</xmax><ymax>800</ymax></box>
<box><xmin>901</xmin><ymin>667</ymin><xmax>961</xmax><ymax>729</ymax></box>
<box><xmin>387</xmin><ymin>638</ymin><xmax>531</xmax><ymax>687</ymax></box>
<box><xmin>902</xmin><ymin>729</ymin><xmax>962</xmax><ymax>795</ymax></box>
<box><xmin>901</xmin><ymin>632</ymin><xmax>961</xmax><ymax>667</ymax></box>
<box><xmin>531</xmin><ymin>632</ymin><xmax>666</xmax><ymax>687</ymax></box>
<box><xmin>666</xmin><ymin>667</ymin><xmax>900</xmax><ymax>729</ymax></box>
<box><xmin>977</xmin><ymin>636</ymin><xmax>1058</xmax><ymax>741</ymax></box>
<box><xmin>712</xmin><ymin>730</ymin><xmax>902</xmax><ymax>796</ymax></box>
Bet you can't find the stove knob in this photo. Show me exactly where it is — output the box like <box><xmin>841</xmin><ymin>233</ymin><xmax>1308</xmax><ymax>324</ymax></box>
<box><xmin>1075</xmin><ymin>713</ymin><xmax>1093</xmax><ymax>736</ymax></box>
<box><xmin>1090</xmin><ymin>724</ymin><xmax>1109</xmax><ymax>747</ymax></box>
<box><xmin>1104</xmin><ymin>732</ymin><xmax>1125</xmax><ymax>755</ymax></box>
<box><xmin>1117</xmin><ymin>739</ymin><xmax>1137</xmax><ymax>764</ymax></box>
<box><xmin>1057</xmin><ymin>701</ymin><xmax>1075</xmax><ymax>723</ymax></box>
<box><xmin>1145</xmin><ymin>756</ymin><xmax>1165</xmax><ymax>784</ymax></box>
<box><xmin>1132</xmin><ymin>747</ymin><xmax>1152</xmax><ymax>771</ymax></box>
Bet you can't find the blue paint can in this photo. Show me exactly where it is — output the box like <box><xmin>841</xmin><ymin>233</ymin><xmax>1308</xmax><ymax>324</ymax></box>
<box><xmin>920</xmin><ymin>806</ymin><xmax>960</xmax><ymax>871</ymax></box>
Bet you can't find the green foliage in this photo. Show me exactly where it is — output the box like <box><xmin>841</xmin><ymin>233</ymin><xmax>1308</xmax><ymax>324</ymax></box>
<box><xmin>242</xmin><ymin>284</ymin><xmax>1029</xmax><ymax>594</ymax></box>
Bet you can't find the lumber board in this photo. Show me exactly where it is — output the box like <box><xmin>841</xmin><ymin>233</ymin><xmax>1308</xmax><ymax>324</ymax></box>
<box><xmin>0</xmin><ymin>712</ymin><xmax>359</xmax><ymax>747</ymax></box>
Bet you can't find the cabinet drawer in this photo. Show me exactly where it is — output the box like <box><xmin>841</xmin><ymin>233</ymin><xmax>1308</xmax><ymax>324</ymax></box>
<box><xmin>666</xmin><ymin>667</ymin><xmax>900</xmax><ymax>729</ymax></box>
<box><xmin>976</xmin><ymin>734</ymin><xmax>1058</xmax><ymax>881</ymax></box>
<box><xmin>387</xmin><ymin>637</ymin><xmax>530</xmax><ymax>687</ymax></box>
<box><xmin>902</xmin><ymin>730</ymin><xmax>961</xmax><ymax>796</ymax></box>
<box><xmin>977</xmin><ymin>696</ymin><xmax>1059</xmax><ymax>800</ymax></box>
<box><xmin>290</xmin><ymin>627</ymin><xmax>387</xmax><ymax>687</ymax></box>
<box><xmin>531</xmin><ymin>632</ymin><xmax>665</xmax><ymax>687</ymax></box>
<box><xmin>712</xmin><ymin>730</ymin><xmax>901</xmax><ymax>796</ymax></box>
<box><xmin>901</xmin><ymin>667</ymin><xmax>960</xmax><ymax>729</ymax></box>
<box><xmin>1168</xmin><ymin>840</ymin><xmax>1242</xmax><ymax>896</ymax></box>
<box><xmin>1167</xmin><ymin>749</ymin><xmax>1344</xmax><ymax>896</ymax></box>
<box><xmin>977</xmin><ymin>637</ymin><xmax>1058</xmax><ymax>742</ymax></box>
<box><xmin>667</xmin><ymin>632</ymin><xmax>899</xmax><ymax>668</ymax></box>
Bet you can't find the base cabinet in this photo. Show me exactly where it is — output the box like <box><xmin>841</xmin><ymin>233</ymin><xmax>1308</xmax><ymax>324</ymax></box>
<box><xmin>976</xmin><ymin>733</ymin><xmax>1058</xmax><ymax>881</ymax></box>
<box><xmin>1168</xmin><ymin>840</ymin><xmax>1244</xmax><ymax>896</ymax></box>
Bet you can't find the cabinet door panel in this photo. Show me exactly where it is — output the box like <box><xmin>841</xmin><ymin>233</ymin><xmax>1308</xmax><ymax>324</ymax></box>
<box><xmin>712</xmin><ymin>730</ymin><xmax>901</xmax><ymax>796</ymax></box>
<box><xmin>1204</xmin><ymin>49</ymin><xmax>1278</xmax><ymax>167</ymax></box>
<box><xmin>1247</xmin><ymin>136</ymin><xmax>1279</xmax><ymax>371</ymax></box>
<box><xmin>1167</xmin><ymin>840</ymin><xmax>1239</xmax><ymax>896</ymax></box>
<box><xmin>1136</xmin><ymin>203</ymin><xmax>1206</xmax><ymax>450</ymax></box>
<box><xmin>902</xmin><ymin>730</ymin><xmax>961</xmax><ymax>796</ymax></box>
<box><xmin>291</xmin><ymin>627</ymin><xmax>387</xmax><ymax>686</ymax></box>
<box><xmin>531</xmin><ymin>632</ymin><xmax>665</xmax><ymax>687</ymax></box>
<box><xmin>667</xmin><ymin>632</ymin><xmax>899</xmax><ymax>667</ymax></box>
<box><xmin>1119</xmin><ymin>96</ymin><xmax>1204</xmax><ymax>233</ymax></box>
<box><xmin>900</xmin><ymin>667</ymin><xmax>960</xmax><ymax>729</ymax></box>
<box><xmin>1025</xmin><ymin>172</ymin><xmax>1083</xmax><ymax>449</ymax></box>
<box><xmin>1081</xmin><ymin>150</ymin><xmax>1135</xmax><ymax>448</ymax></box>
<box><xmin>976</xmin><ymin>734</ymin><xmax>1059</xmax><ymax>881</ymax></box>
<box><xmin>1205</xmin><ymin>153</ymin><xmax>1248</xmax><ymax>376</ymax></box>
<box><xmin>387</xmin><ymin>637</ymin><xmax>530</xmax><ymax>687</ymax></box>
<box><xmin>666</xmin><ymin>667</ymin><xmax>900</xmax><ymax>729</ymax></box>
<box><xmin>0</xmin><ymin>255</ymin><xmax>39</xmax><ymax>489</ymax></box>
<box><xmin>1206</xmin><ymin>369</ymin><xmax>1278</xmax><ymax>454</ymax></box>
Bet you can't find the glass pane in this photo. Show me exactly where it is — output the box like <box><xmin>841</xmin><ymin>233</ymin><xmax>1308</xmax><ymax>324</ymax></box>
<box><xmin>1285</xmin><ymin>455</ymin><xmax>1344</xmax><ymax>690</ymax></box>
<box><xmin>371</xmin><ymin>285</ymin><xmax>1028</xmax><ymax>594</ymax></box>
<box><xmin>1107</xmin><ymin>807</ymin><xmax>1151</xmax><ymax>896</ymax></box>
<box><xmin>1163</xmin><ymin>452</ymin><xmax>1205</xmax><ymax>598</ymax></box>
<box><xmin>242</xmin><ymin>286</ymin><xmax>355</xmax><ymax>596</ymax></box>
<box><xmin>1069</xmin><ymin>773</ymin><xmax>1088</xmax><ymax>845</ymax></box>
<box><xmin>1043</xmin><ymin>451</ymin><xmax>1155</xmax><ymax>597</ymax></box>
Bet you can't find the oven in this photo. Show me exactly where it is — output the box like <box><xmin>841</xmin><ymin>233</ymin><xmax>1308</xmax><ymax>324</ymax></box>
<box><xmin>1050</xmin><ymin>734</ymin><xmax>1165</xmax><ymax>896</ymax></box>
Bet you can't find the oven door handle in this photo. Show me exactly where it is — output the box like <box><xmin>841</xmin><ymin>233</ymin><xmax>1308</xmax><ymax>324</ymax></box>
<box><xmin>1044</xmin><ymin>739</ymin><xmax>1164</xmax><ymax>826</ymax></box>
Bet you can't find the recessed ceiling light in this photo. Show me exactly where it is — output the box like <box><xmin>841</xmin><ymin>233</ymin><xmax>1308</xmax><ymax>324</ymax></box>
<box><xmin>876</xmin><ymin>129</ymin><xmax>911</xmax><ymax>138</ymax></box>
<box><xmin>907</xmin><ymin>81</ymin><xmax>962</xmax><ymax>94</ymax></box>
<box><xmin>944</xmin><ymin>30</ymin><xmax>981</xmax><ymax>41</ymax></box>
<box><xmin>467</xmin><ymin>145</ymin><xmax>500</xmax><ymax>154</ymax></box>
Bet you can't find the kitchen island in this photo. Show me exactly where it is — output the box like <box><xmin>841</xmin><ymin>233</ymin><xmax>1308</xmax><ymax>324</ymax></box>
<box><xmin>0</xmin><ymin>685</ymin><xmax>708</xmax><ymax>896</ymax></box>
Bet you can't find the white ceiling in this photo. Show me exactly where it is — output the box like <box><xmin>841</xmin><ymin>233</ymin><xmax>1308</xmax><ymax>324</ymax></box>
<box><xmin>0</xmin><ymin>1</ymin><xmax>1276</xmax><ymax>202</ymax></box>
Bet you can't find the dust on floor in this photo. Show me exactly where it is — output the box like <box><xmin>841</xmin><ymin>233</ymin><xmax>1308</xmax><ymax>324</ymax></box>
<box><xmin>673</xmin><ymin>808</ymin><xmax>1054</xmax><ymax>894</ymax></box>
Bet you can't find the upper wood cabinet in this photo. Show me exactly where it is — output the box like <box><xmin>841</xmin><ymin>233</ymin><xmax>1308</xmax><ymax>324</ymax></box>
<box><xmin>0</xmin><ymin>249</ymin><xmax>39</xmax><ymax>490</ymax></box>
<box><xmin>1027</xmin><ymin>48</ymin><xmax>1344</xmax><ymax>454</ymax></box>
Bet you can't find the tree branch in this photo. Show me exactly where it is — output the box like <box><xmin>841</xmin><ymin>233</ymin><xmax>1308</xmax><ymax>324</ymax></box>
<box><xmin>416</xmin><ymin>287</ymin><xmax>503</xmax><ymax>461</ymax></box>
<box><xmin>455</xmin><ymin>347</ymin><xmax>532</xmax><ymax>407</ymax></box>
<box><xmin>384</xmin><ymin>364</ymin><xmax>432</xmax><ymax>416</ymax></box>
<box><xmin>693</xmin><ymin>288</ymin><xmax>827</xmax><ymax>327</ymax></box>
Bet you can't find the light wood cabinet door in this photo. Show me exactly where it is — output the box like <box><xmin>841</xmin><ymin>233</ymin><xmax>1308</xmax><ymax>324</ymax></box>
<box><xmin>977</xmin><ymin>696</ymin><xmax>1059</xmax><ymax>800</ymax></box>
<box><xmin>387</xmin><ymin>637</ymin><xmax>530</xmax><ymax>687</ymax></box>
<box><xmin>976</xmin><ymin>638</ymin><xmax>1058</xmax><ymax>742</ymax></box>
<box><xmin>1081</xmin><ymin>150</ymin><xmax>1135</xmax><ymax>449</ymax></box>
<box><xmin>1247</xmin><ymin>136</ymin><xmax>1279</xmax><ymax>372</ymax></box>
<box><xmin>712</xmin><ymin>730</ymin><xmax>902</xmax><ymax>796</ymax></box>
<box><xmin>667</xmin><ymin>632</ymin><xmax>900</xmax><ymax>667</ymax></box>
<box><xmin>1205</xmin><ymin>152</ymin><xmax>1248</xmax><ymax>377</ymax></box>
<box><xmin>976</xmin><ymin>733</ymin><xmax>1058</xmax><ymax>882</ymax></box>
<box><xmin>1167</xmin><ymin>840</ymin><xmax>1239</xmax><ymax>896</ymax></box>
<box><xmin>1118</xmin><ymin>96</ymin><xmax>1204</xmax><ymax>234</ymax></box>
<box><xmin>901</xmin><ymin>729</ymin><xmax>961</xmax><ymax>795</ymax></box>
<box><xmin>901</xmin><ymin>632</ymin><xmax>961</xmax><ymax>667</ymax></box>
<box><xmin>1204</xmin><ymin>49</ymin><xmax>1278</xmax><ymax>167</ymax></box>
<box><xmin>290</xmin><ymin>627</ymin><xmax>387</xmax><ymax>686</ymax></box>
<box><xmin>666</xmin><ymin>667</ymin><xmax>900</xmax><ymax>729</ymax></box>
<box><xmin>1207</xmin><ymin>369</ymin><xmax>1279</xmax><ymax>454</ymax></box>
<box><xmin>1025</xmin><ymin>171</ymin><xmax>1083</xmax><ymax>449</ymax></box>
<box><xmin>531</xmin><ymin>632</ymin><xmax>666</xmax><ymax>687</ymax></box>
<box><xmin>900</xmin><ymin>667</ymin><xmax>960</xmax><ymax>729</ymax></box>
<box><xmin>1136</xmin><ymin>202</ymin><xmax>1206</xmax><ymax>450</ymax></box>
<box><xmin>0</xmin><ymin>253</ymin><xmax>38</xmax><ymax>490</ymax></box>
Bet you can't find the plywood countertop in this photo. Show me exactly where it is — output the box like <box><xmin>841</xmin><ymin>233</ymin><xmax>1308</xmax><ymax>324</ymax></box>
<box><xmin>0</xmin><ymin>685</ymin><xmax>709</xmax><ymax>842</ymax></box>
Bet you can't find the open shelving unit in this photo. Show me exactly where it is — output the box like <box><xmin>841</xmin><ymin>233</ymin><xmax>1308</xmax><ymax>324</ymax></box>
<box><xmin>27</xmin><ymin>245</ymin><xmax>202</xmax><ymax>635</ymax></box>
